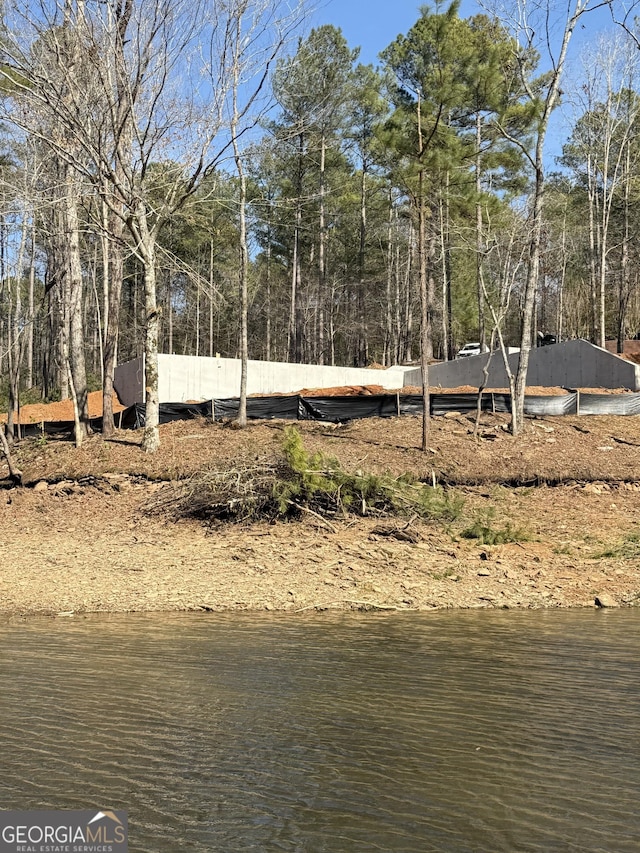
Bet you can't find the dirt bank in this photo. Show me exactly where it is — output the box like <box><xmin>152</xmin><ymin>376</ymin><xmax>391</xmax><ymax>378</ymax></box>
<box><xmin>1</xmin><ymin>413</ymin><xmax>639</xmax><ymax>615</ymax></box>
<box><xmin>1</xmin><ymin>390</ymin><xmax>127</xmax><ymax>424</ymax></box>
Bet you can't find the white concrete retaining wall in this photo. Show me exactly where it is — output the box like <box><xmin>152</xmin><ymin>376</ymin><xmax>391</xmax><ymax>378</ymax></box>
<box><xmin>114</xmin><ymin>354</ymin><xmax>412</xmax><ymax>405</ymax></box>
<box><xmin>114</xmin><ymin>341</ymin><xmax>639</xmax><ymax>406</ymax></box>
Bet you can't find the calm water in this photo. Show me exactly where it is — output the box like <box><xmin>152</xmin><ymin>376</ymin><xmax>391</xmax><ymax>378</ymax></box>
<box><xmin>0</xmin><ymin>610</ymin><xmax>639</xmax><ymax>852</ymax></box>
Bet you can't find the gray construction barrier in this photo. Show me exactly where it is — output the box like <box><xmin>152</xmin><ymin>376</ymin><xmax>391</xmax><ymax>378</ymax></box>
<box><xmin>576</xmin><ymin>392</ymin><xmax>640</xmax><ymax>415</ymax></box>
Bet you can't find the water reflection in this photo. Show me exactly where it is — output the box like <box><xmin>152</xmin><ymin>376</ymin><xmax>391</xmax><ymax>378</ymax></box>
<box><xmin>0</xmin><ymin>611</ymin><xmax>638</xmax><ymax>852</ymax></box>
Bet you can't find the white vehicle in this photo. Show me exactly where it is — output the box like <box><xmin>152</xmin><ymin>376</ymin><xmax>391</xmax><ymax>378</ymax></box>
<box><xmin>456</xmin><ymin>342</ymin><xmax>488</xmax><ymax>359</ymax></box>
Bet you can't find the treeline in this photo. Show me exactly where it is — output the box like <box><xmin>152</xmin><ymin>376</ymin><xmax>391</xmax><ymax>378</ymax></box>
<box><xmin>0</xmin><ymin>0</ymin><xmax>639</xmax><ymax>450</ymax></box>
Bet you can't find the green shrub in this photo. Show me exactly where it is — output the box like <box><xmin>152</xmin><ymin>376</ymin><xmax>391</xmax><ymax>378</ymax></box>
<box><xmin>147</xmin><ymin>426</ymin><xmax>464</xmax><ymax>525</ymax></box>
<box><xmin>592</xmin><ymin>532</ymin><xmax>640</xmax><ymax>560</ymax></box>
<box><xmin>274</xmin><ymin>426</ymin><xmax>463</xmax><ymax>521</ymax></box>
<box><xmin>460</xmin><ymin>508</ymin><xmax>528</xmax><ymax>545</ymax></box>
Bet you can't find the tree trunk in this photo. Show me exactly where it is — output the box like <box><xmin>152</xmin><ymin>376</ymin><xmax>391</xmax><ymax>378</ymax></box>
<box><xmin>136</xmin><ymin>205</ymin><xmax>160</xmax><ymax>454</ymax></box>
<box><xmin>618</xmin><ymin>134</ymin><xmax>631</xmax><ymax>354</ymax></box>
<box><xmin>64</xmin><ymin>166</ymin><xmax>89</xmax><ymax>443</ymax></box>
<box><xmin>288</xmin><ymin>200</ymin><xmax>301</xmax><ymax>362</ymax></box>
<box><xmin>27</xmin><ymin>223</ymin><xmax>35</xmax><ymax>389</ymax></box>
<box><xmin>384</xmin><ymin>189</ymin><xmax>394</xmax><ymax>366</ymax></box>
<box><xmin>265</xmin><ymin>236</ymin><xmax>272</xmax><ymax>361</ymax></box>
<box><xmin>394</xmin><ymin>229</ymin><xmax>402</xmax><ymax>363</ymax></box>
<box><xmin>233</xmin><ymin>145</ymin><xmax>249</xmax><ymax>427</ymax></box>
<box><xmin>6</xmin><ymin>211</ymin><xmax>29</xmax><ymax>444</ymax></box>
<box><xmin>587</xmin><ymin>154</ymin><xmax>599</xmax><ymax>344</ymax></box>
<box><xmin>404</xmin><ymin>229</ymin><xmax>413</xmax><ymax>364</ymax></box>
<box><xmin>0</xmin><ymin>425</ymin><xmax>22</xmax><ymax>485</ymax></box>
<box><xmin>418</xmin><ymin>188</ymin><xmax>431</xmax><ymax>453</ymax></box>
<box><xmin>318</xmin><ymin>133</ymin><xmax>326</xmax><ymax>364</ymax></box>
<box><xmin>476</xmin><ymin>113</ymin><xmax>486</xmax><ymax>351</ymax></box>
<box><xmin>511</xmin><ymin>0</ymin><xmax>586</xmax><ymax>435</ymax></box>
<box><xmin>513</xmin><ymin>164</ymin><xmax>544</xmax><ymax>436</ymax></box>
<box><xmin>356</xmin><ymin>166</ymin><xmax>368</xmax><ymax>366</ymax></box>
<box><xmin>288</xmin><ymin>133</ymin><xmax>304</xmax><ymax>362</ymax></box>
<box><xmin>102</xmin><ymin>214</ymin><xmax>125</xmax><ymax>437</ymax></box>
<box><xmin>417</xmin><ymin>92</ymin><xmax>430</xmax><ymax>452</ymax></box>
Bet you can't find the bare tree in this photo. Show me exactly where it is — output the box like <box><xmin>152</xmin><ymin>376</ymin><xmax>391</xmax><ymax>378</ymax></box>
<box><xmin>1</xmin><ymin>0</ymin><xmax>304</xmax><ymax>451</ymax></box>
<box><xmin>474</xmin><ymin>207</ymin><xmax>528</xmax><ymax>432</ymax></box>
<box><xmin>101</xmin><ymin>0</ymin><xmax>133</xmax><ymax>439</ymax></box>
<box><xmin>487</xmin><ymin>0</ymin><xmax>605</xmax><ymax>434</ymax></box>
<box><xmin>0</xmin><ymin>146</ymin><xmax>40</xmax><ymax>446</ymax></box>
<box><xmin>563</xmin><ymin>33</ymin><xmax>640</xmax><ymax>347</ymax></box>
<box><xmin>221</xmin><ymin>0</ymin><xmax>305</xmax><ymax>427</ymax></box>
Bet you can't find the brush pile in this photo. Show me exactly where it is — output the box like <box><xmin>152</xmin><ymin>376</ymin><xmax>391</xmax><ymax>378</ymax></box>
<box><xmin>145</xmin><ymin>426</ymin><xmax>463</xmax><ymax>526</ymax></box>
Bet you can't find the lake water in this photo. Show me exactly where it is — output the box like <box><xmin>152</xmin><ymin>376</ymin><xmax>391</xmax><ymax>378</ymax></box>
<box><xmin>0</xmin><ymin>610</ymin><xmax>639</xmax><ymax>852</ymax></box>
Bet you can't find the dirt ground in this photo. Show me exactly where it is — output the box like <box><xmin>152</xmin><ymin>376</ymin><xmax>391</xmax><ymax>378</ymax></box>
<box><xmin>1</xmin><ymin>402</ymin><xmax>640</xmax><ymax>616</ymax></box>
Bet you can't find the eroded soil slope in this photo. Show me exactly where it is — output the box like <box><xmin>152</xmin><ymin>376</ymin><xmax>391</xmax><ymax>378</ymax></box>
<box><xmin>1</xmin><ymin>411</ymin><xmax>639</xmax><ymax>615</ymax></box>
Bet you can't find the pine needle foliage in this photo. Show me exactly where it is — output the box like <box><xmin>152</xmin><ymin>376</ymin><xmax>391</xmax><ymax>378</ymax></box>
<box><xmin>275</xmin><ymin>426</ymin><xmax>462</xmax><ymax>521</ymax></box>
<box><xmin>146</xmin><ymin>425</ymin><xmax>463</xmax><ymax>525</ymax></box>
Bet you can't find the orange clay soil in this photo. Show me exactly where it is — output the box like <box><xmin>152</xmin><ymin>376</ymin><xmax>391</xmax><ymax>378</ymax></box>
<box><xmin>1</xmin><ymin>390</ymin><xmax>127</xmax><ymax>424</ymax></box>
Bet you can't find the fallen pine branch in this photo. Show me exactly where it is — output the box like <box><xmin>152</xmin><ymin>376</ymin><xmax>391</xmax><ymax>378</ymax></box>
<box><xmin>144</xmin><ymin>427</ymin><xmax>463</xmax><ymax>527</ymax></box>
<box><xmin>287</xmin><ymin>500</ymin><xmax>338</xmax><ymax>533</ymax></box>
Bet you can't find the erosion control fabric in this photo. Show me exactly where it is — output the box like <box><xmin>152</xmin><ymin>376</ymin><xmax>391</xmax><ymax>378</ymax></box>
<box><xmin>13</xmin><ymin>390</ymin><xmax>640</xmax><ymax>437</ymax></box>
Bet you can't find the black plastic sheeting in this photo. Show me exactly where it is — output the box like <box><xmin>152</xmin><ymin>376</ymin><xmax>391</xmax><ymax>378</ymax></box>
<box><xmin>11</xmin><ymin>420</ymin><xmax>88</xmax><ymax>438</ymax></box>
<box><xmin>151</xmin><ymin>401</ymin><xmax>213</xmax><ymax>422</ymax></box>
<box><xmin>141</xmin><ymin>390</ymin><xmax>640</xmax><ymax>423</ymax></box>
<box><xmin>398</xmin><ymin>393</ymin><xmax>472</xmax><ymax>416</ymax></box>
<box><xmin>299</xmin><ymin>395</ymin><xmax>399</xmax><ymax>421</ymax></box>
<box><xmin>213</xmin><ymin>395</ymin><xmax>300</xmax><ymax>421</ymax></box>
<box><xmin>10</xmin><ymin>390</ymin><xmax>640</xmax><ymax>437</ymax></box>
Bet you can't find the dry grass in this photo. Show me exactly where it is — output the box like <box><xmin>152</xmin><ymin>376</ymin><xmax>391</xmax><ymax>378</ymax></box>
<box><xmin>5</xmin><ymin>410</ymin><xmax>640</xmax><ymax>488</ymax></box>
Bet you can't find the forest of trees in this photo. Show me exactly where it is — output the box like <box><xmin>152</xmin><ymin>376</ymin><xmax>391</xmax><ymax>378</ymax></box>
<box><xmin>1</xmin><ymin>0</ymin><xmax>640</xmax><ymax>451</ymax></box>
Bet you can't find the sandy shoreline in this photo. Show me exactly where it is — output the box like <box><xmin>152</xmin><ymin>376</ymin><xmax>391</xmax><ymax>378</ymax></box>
<box><xmin>2</xmin><ymin>478</ymin><xmax>639</xmax><ymax>616</ymax></box>
<box><xmin>2</xmin><ymin>413</ymin><xmax>639</xmax><ymax>616</ymax></box>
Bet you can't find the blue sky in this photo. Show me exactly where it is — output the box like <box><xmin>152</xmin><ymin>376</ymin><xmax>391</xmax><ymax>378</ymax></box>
<box><xmin>308</xmin><ymin>0</ymin><xmax>621</xmax><ymax>164</ymax></box>
<box><xmin>310</xmin><ymin>0</ymin><xmax>442</xmax><ymax>65</ymax></box>
<box><xmin>310</xmin><ymin>0</ymin><xmax>615</xmax><ymax>65</ymax></box>
<box><xmin>310</xmin><ymin>1</ymin><xmax>509</xmax><ymax>65</ymax></box>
